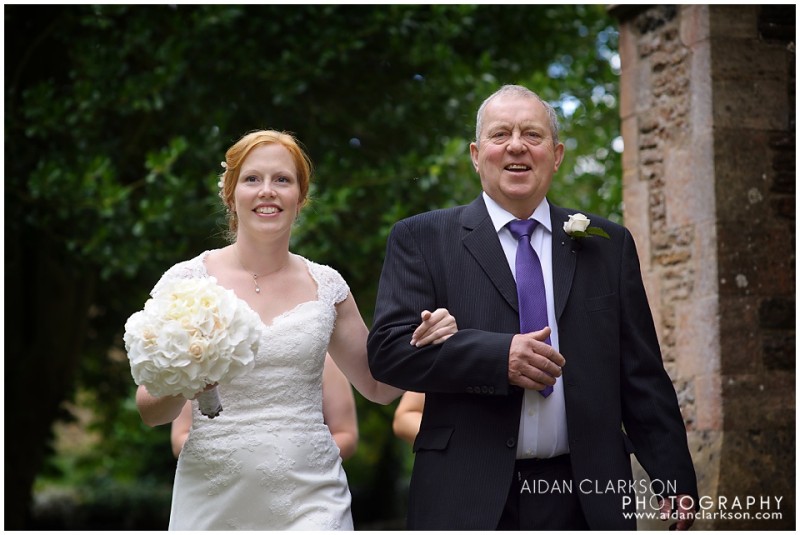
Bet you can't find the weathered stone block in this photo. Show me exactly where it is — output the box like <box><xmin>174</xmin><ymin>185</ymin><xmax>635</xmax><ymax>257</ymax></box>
<box><xmin>757</xmin><ymin>5</ymin><xmax>797</xmax><ymax>41</ymax></box>
<box><xmin>690</xmin><ymin>221</ymin><xmax>719</xmax><ymax>299</ymax></box>
<box><xmin>688</xmin><ymin>428</ymin><xmax>722</xmax><ymax>493</ymax></box>
<box><xmin>718</xmin><ymin>296</ymin><xmax>761</xmax><ymax>375</ymax></box>
<box><xmin>771</xmin><ymin>197</ymin><xmax>796</xmax><ymax>219</ymax></box>
<box><xmin>674</xmin><ymin>297</ymin><xmax>719</xmax><ymax>377</ymax></box>
<box><xmin>716</xmin><ymin>428</ymin><xmax>795</xmax><ymax>530</ymax></box>
<box><xmin>716</xmin><ymin>217</ymin><xmax>794</xmax><ymax>297</ymax></box>
<box><xmin>710</xmin><ymin>38</ymin><xmax>788</xmax><ymax>81</ymax></box>
<box><xmin>708</xmin><ymin>5</ymin><xmax>760</xmax><ymax>39</ymax></box>
<box><xmin>713</xmin><ymin>79</ymin><xmax>789</xmax><ymax>130</ymax></box>
<box><xmin>762</xmin><ymin>332</ymin><xmax>795</xmax><ymax>371</ymax></box>
<box><xmin>771</xmin><ymin>172</ymin><xmax>795</xmax><ymax>194</ymax></box>
<box><xmin>621</xmin><ymin>116</ymin><xmax>639</xmax><ymax>172</ymax></box>
<box><xmin>758</xmin><ymin>297</ymin><xmax>795</xmax><ymax>329</ymax></box>
<box><xmin>693</xmin><ymin>375</ymin><xmax>722</xmax><ymax>431</ymax></box>
<box><xmin>634</xmin><ymin>5</ymin><xmax>678</xmax><ymax>37</ymax></box>
<box><xmin>663</xmin><ymin>142</ymin><xmax>714</xmax><ymax>228</ymax></box>
<box><xmin>679</xmin><ymin>4</ymin><xmax>710</xmax><ymax>48</ymax></box>
<box><xmin>622</xmin><ymin>178</ymin><xmax>650</xmax><ymax>246</ymax></box>
<box><xmin>721</xmin><ymin>373</ymin><xmax>795</xmax><ymax>431</ymax></box>
<box><xmin>713</xmin><ymin>129</ymin><xmax>774</xmax><ymax>224</ymax></box>
<box><xmin>613</xmin><ymin>3</ymin><xmax>795</xmax><ymax>528</ymax></box>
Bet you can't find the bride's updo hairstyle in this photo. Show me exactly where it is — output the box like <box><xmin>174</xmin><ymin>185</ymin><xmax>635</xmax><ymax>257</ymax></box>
<box><xmin>218</xmin><ymin>129</ymin><xmax>313</xmax><ymax>237</ymax></box>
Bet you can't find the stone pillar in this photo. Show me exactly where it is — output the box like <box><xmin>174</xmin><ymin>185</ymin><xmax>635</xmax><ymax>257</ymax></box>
<box><xmin>611</xmin><ymin>5</ymin><xmax>795</xmax><ymax>530</ymax></box>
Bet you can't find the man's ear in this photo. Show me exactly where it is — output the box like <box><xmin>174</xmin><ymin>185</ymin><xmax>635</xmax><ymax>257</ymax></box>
<box><xmin>469</xmin><ymin>142</ymin><xmax>480</xmax><ymax>172</ymax></box>
<box><xmin>553</xmin><ymin>142</ymin><xmax>565</xmax><ymax>172</ymax></box>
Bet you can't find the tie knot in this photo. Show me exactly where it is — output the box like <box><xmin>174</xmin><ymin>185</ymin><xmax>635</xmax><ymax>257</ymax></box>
<box><xmin>507</xmin><ymin>219</ymin><xmax>538</xmax><ymax>240</ymax></box>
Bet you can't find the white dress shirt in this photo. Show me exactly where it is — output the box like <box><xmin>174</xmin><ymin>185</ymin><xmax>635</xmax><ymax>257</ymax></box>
<box><xmin>482</xmin><ymin>192</ymin><xmax>570</xmax><ymax>459</ymax></box>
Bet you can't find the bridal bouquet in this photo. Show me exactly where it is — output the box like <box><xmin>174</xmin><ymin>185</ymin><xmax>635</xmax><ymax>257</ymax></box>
<box><xmin>124</xmin><ymin>277</ymin><xmax>261</xmax><ymax>418</ymax></box>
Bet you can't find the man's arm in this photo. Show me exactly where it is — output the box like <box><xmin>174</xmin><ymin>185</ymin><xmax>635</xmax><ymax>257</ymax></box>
<box><xmin>368</xmin><ymin>219</ymin><xmax>562</xmax><ymax>395</ymax></box>
<box><xmin>368</xmin><ymin>219</ymin><xmax>513</xmax><ymax>394</ymax></box>
<box><xmin>617</xmin><ymin>229</ymin><xmax>698</xmax><ymax>511</ymax></box>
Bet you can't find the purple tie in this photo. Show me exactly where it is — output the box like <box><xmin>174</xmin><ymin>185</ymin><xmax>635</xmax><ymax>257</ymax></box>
<box><xmin>508</xmin><ymin>219</ymin><xmax>553</xmax><ymax>398</ymax></box>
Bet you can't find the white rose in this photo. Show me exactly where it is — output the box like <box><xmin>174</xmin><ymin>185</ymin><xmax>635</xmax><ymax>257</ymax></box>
<box><xmin>188</xmin><ymin>338</ymin><xmax>210</xmax><ymax>361</ymax></box>
<box><xmin>564</xmin><ymin>213</ymin><xmax>591</xmax><ymax>234</ymax></box>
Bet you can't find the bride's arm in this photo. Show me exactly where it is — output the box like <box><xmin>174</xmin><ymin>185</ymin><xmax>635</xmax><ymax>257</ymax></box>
<box><xmin>136</xmin><ymin>385</ymin><xmax>191</xmax><ymax>427</ymax></box>
<box><xmin>170</xmin><ymin>401</ymin><xmax>193</xmax><ymax>458</ymax></box>
<box><xmin>328</xmin><ymin>293</ymin><xmax>457</xmax><ymax>405</ymax></box>
<box><xmin>328</xmin><ymin>294</ymin><xmax>402</xmax><ymax>405</ymax></box>
<box><xmin>322</xmin><ymin>354</ymin><xmax>359</xmax><ymax>460</ymax></box>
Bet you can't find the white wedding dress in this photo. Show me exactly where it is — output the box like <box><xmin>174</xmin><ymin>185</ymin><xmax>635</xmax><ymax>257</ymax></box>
<box><xmin>156</xmin><ymin>250</ymin><xmax>354</xmax><ymax>530</ymax></box>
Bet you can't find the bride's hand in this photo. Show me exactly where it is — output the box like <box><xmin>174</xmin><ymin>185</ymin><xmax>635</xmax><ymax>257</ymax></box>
<box><xmin>410</xmin><ymin>308</ymin><xmax>458</xmax><ymax>347</ymax></box>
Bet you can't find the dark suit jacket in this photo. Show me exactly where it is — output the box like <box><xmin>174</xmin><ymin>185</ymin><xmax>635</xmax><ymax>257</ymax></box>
<box><xmin>367</xmin><ymin>195</ymin><xmax>697</xmax><ymax>530</ymax></box>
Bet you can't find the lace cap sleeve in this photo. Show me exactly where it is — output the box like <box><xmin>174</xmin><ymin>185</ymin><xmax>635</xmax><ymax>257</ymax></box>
<box><xmin>306</xmin><ymin>259</ymin><xmax>350</xmax><ymax>306</ymax></box>
<box><xmin>150</xmin><ymin>252</ymin><xmax>210</xmax><ymax>296</ymax></box>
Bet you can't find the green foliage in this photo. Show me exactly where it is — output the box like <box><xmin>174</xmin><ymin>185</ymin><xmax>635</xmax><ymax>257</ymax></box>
<box><xmin>7</xmin><ymin>4</ymin><xmax>621</xmax><ymax>528</ymax></box>
<box><xmin>31</xmin><ymin>477</ymin><xmax>172</xmax><ymax>530</ymax></box>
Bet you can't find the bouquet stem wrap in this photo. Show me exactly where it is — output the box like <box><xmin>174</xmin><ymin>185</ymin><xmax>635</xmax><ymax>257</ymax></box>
<box><xmin>124</xmin><ymin>276</ymin><xmax>262</xmax><ymax>419</ymax></box>
<box><xmin>197</xmin><ymin>387</ymin><xmax>223</xmax><ymax>418</ymax></box>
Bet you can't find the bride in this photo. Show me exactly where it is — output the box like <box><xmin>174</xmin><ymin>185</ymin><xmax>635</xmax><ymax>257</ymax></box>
<box><xmin>134</xmin><ymin>130</ymin><xmax>456</xmax><ymax>530</ymax></box>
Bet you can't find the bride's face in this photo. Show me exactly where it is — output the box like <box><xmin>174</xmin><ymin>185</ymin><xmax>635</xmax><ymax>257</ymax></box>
<box><xmin>234</xmin><ymin>143</ymin><xmax>301</xmax><ymax>238</ymax></box>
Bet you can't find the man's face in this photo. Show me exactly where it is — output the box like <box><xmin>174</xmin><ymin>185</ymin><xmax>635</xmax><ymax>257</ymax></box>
<box><xmin>469</xmin><ymin>94</ymin><xmax>564</xmax><ymax>219</ymax></box>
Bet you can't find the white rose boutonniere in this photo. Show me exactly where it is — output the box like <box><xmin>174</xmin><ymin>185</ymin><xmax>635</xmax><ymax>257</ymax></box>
<box><xmin>124</xmin><ymin>277</ymin><xmax>262</xmax><ymax>418</ymax></box>
<box><xmin>563</xmin><ymin>213</ymin><xmax>610</xmax><ymax>239</ymax></box>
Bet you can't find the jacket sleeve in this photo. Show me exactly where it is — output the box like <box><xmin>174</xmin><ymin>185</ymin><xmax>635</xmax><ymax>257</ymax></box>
<box><xmin>367</xmin><ymin>219</ymin><xmax>513</xmax><ymax>395</ymax></box>
<box><xmin>617</xmin><ymin>229</ymin><xmax>698</xmax><ymax>499</ymax></box>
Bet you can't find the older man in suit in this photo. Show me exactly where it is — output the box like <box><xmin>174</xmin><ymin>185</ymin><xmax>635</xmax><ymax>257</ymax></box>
<box><xmin>367</xmin><ymin>85</ymin><xmax>697</xmax><ymax>530</ymax></box>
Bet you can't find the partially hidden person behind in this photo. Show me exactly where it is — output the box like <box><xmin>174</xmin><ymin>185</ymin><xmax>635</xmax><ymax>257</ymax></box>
<box><xmin>367</xmin><ymin>85</ymin><xmax>698</xmax><ymax>530</ymax></box>
<box><xmin>171</xmin><ymin>354</ymin><xmax>359</xmax><ymax>461</ymax></box>
<box><xmin>393</xmin><ymin>391</ymin><xmax>425</xmax><ymax>446</ymax></box>
<box><xmin>134</xmin><ymin>129</ymin><xmax>457</xmax><ymax>530</ymax></box>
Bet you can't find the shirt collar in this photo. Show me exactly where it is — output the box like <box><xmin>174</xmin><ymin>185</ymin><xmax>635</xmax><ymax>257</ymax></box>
<box><xmin>482</xmin><ymin>192</ymin><xmax>552</xmax><ymax>234</ymax></box>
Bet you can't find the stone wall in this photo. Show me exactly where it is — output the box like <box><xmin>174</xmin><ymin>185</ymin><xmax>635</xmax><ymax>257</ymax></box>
<box><xmin>611</xmin><ymin>4</ymin><xmax>795</xmax><ymax>530</ymax></box>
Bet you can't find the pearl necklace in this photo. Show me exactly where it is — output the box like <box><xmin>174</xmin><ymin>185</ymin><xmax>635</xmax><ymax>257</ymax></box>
<box><xmin>249</xmin><ymin>273</ymin><xmax>262</xmax><ymax>294</ymax></box>
<box><xmin>234</xmin><ymin>245</ymin><xmax>280</xmax><ymax>295</ymax></box>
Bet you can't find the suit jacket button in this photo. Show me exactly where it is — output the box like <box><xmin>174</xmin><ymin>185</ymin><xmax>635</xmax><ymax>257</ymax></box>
<box><xmin>506</xmin><ymin>438</ymin><xmax>516</xmax><ymax>448</ymax></box>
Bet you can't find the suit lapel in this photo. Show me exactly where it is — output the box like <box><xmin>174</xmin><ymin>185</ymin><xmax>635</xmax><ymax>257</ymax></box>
<box><xmin>550</xmin><ymin>203</ymin><xmax>577</xmax><ymax>322</ymax></box>
<box><xmin>461</xmin><ymin>197</ymin><xmax>519</xmax><ymax>312</ymax></box>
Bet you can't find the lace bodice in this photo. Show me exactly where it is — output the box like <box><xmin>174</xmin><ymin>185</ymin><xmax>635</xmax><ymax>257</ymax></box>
<box><xmin>161</xmin><ymin>250</ymin><xmax>354</xmax><ymax>530</ymax></box>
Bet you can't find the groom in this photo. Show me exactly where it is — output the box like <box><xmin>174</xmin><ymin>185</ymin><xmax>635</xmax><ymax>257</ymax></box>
<box><xmin>367</xmin><ymin>85</ymin><xmax>697</xmax><ymax>530</ymax></box>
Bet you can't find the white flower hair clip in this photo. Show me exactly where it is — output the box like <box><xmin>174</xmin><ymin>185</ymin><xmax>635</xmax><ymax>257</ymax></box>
<box><xmin>218</xmin><ymin>162</ymin><xmax>228</xmax><ymax>198</ymax></box>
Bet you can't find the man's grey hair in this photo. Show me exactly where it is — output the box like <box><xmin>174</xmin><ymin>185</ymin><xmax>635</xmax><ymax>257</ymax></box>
<box><xmin>474</xmin><ymin>85</ymin><xmax>561</xmax><ymax>145</ymax></box>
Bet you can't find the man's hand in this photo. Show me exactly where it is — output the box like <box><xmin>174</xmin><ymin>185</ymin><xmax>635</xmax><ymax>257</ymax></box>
<box><xmin>660</xmin><ymin>494</ymin><xmax>696</xmax><ymax>530</ymax></box>
<box><xmin>508</xmin><ymin>327</ymin><xmax>565</xmax><ymax>391</ymax></box>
